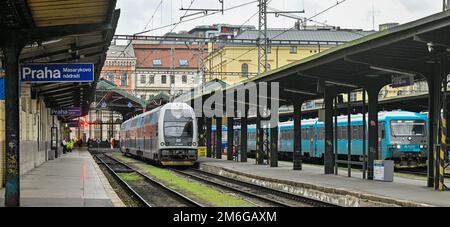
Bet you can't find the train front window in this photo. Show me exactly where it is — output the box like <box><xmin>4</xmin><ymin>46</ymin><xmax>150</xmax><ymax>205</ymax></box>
<box><xmin>390</xmin><ymin>120</ymin><xmax>426</xmax><ymax>137</ymax></box>
<box><xmin>164</xmin><ymin>110</ymin><xmax>194</xmax><ymax>138</ymax></box>
<box><xmin>164</xmin><ymin>121</ymin><xmax>193</xmax><ymax>138</ymax></box>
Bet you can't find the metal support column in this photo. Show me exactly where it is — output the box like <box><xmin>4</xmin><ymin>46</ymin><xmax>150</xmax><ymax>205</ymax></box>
<box><xmin>197</xmin><ymin>117</ymin><xmax>206</xmax><ymax>147</ymax></box>
<box><xmin>270</xmin><ymin>123</ymin><xmax>279</xmax><ymax>167</ymax></box>
<box><xmin>293</xmin><ymin>103</ymin><xmax>303</xmax><ymax>170</ymax></box>
<box><xmin>428</xmin><ymin>70</ymin><xmax>439</xmax><ymax>187</ymax></box>
<box><xmin>3</xmin><ymin>34</ymin><xmax>25</xmax><ymax>207</ymax></box>
<box><xmin>347</xmin><ymin>92</ymin><xmax>352</xmax><ymax>177</ymax></box>
<box><xmin>438</xmin><ymin>73</ymin><xmax>447</xmax><ymax>191</ymax></box>
<box><xmin>256</xmin><ymin>115</ymin><xmax>265</xmax><ymax>165</ymax></box>
<box><xmin>362</xmin><ymin>90</ymin><xmax>367</xmax><ymax>180</ymax></box>
<box><xmin>89</xmin><ymin>111</ymin><xmax>93</xmax><ymax>140</ymax></box>
<box><xmin>241</xmin><ymin>102</ymin><xmax>249</xmax><ymax>162</ymax></box>
<box><xmin>324</xmin><ymin>88</ymin><xmax>335</xmax><ymax>174</ymax></box>
<box><xmin>227</xmin><ymin>117</ymin><xmax>234</xmax><ymax>161</ymax></box>
<box><xmin>110</xmin><ymin>111</ymin><xmax>114</xmax><ymax>139</ymax></box>
<box><xmin>206</xmin><ymin>118</ymin><xmax>212</xmax><ymax>158</ymax></box>
<box><xmin>215</xmin><ymin>117</ymin><xmax>222</xmax><ymax>159</ymax></box>
<box><xmin>334</xmin><ymin>98</ymin><xmax>338</xmax><ymax>175</ymax></box>
<box><xmin>367</xmin><ymin>88</ymin><xmax>380</xmax><ymax>180</ymax></box>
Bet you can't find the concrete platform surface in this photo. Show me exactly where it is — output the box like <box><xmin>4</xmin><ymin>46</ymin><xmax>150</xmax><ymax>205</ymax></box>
<box><xmin>0</xmin><ymin>149</ymin><xmax>123</xmax><ymax>207</ymax></box>
<box><xmin>199</xmin><ymin>157</ymin><xmax>450</xmax><ymax>207</ymax></box>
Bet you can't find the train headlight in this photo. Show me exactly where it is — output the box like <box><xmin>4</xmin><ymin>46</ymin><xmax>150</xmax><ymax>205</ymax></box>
<box><xmin>420</xmin><ymin>145</ymin><xmax>424</xmax><ymax>149</ymax></box>
<box><xmin>397</xmin><ymin>145</ymin><xmax>401</xmax><ymax>149</ymax></box>
<box><xmin>160</xmin><ymin>142</ymin><xmax>165</xmax><ymax>147</ymax></box>
<box><xmin>192</xmin><ymin>142</ymin><xmax>197</xmax><ymax>146</ymax></box>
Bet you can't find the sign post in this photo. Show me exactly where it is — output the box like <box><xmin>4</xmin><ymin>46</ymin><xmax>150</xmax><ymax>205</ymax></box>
<box><xmin>97</xmin><ymin>139</ymin><xmax>101</xmax><ymax>152</ymax></box>
<box><xmin>51</xmin><ymin>127</ymin><xmax>58</xmax><ymax>160</ymax></box>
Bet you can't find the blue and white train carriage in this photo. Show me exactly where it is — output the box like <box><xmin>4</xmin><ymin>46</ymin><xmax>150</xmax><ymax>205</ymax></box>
<box><xmin>213</xmin><ymin>111</ymin><xmax>428</xmax><ymax>167</ymax></box>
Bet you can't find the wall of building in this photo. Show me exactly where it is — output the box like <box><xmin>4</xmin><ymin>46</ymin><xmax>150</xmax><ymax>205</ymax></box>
<box><xmin>205</xmin><ymin>45</ymin><xmax>327</xmax><ymax>85</ymax></box>
<box><xmin>1</xmin><ymin>95</ymin><xmax>58</xmax><ymax>187</ymax></box>
<box><xmin>135</xmin><ymin>69</ymin><xmax>200</xmax><ymax>99</ymax></box>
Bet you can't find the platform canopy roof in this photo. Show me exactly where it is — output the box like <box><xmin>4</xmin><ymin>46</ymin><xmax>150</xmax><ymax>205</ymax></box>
<box><xmin>145</xmin><ymin>92</ymin><xmax>171</xmax><ymax>111</ymax></box>
<box><xmin>187</xmin><ymin>10</ymin><xmax>450</xmax><ymax>108</ymax></box>
<box><xmin>0</xmin><ymin>0</ymin><xmax>120</xmax><ymax>117</ymax></box>
<box><xmin>95</xmin><ymin>79</ymin><xmax>146</xmax><ymax>120</ymax></box>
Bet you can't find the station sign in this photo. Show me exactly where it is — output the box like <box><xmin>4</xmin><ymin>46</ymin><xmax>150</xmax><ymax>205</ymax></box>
<box><xmin>21</xmin><ymin>63</ymin><xmax>94</xmax><ymax>83</ymax></box>
<box><xmin>391</xmin><ymin>74</ymin><xmax>414</xmax><ymax>88</ymax></box>
<box><xmin>51</xmin><ymin>107</ymin><xmax>81</xmax><ymax>117</ymax></box>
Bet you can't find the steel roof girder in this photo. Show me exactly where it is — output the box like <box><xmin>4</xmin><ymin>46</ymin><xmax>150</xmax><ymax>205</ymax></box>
<box><xmin>296</xmin><ymin>72</ymin><xmax>361</xmax><ymax>89</ymax></box>
<box><xmin>343</xmin><ymin>56</ymin><xmax>428</xmax><ymax>78</ymax></box>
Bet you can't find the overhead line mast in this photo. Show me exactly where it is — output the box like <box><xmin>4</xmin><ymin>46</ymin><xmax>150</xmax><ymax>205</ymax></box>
<box><xmin>257</xmin><ymin>0</ymin><xmax>305</xmax><ymax>76</ymax></box>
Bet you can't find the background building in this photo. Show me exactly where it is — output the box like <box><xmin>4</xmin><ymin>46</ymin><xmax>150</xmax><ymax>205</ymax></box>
<box><xmin>204</xmin><ymin>27</ymin><xmax>374</xmax><ymax>85</ymax></box>
<box><xmin>133</xmin><ymin>43</ymin><xmax>203</xmax><ymax>100</ymax></box>
<box><xmin>100</xmin><ymin>45</ymin><xmax>136</xmax><ymax>93</ymax></box>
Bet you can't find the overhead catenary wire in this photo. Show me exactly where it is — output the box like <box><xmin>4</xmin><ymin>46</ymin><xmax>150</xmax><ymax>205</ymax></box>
<box><xmin>114</xmin><ymin>0</ymin><xmax>258</xmax><ymax>60</ymax></box>
<box><xmin>135</xmin><ymin>0</ymin><xmax>259</xmax><ymax>35</ymax></box>
<box><xmin>207</xmin><ymin>0</ymin><xmax>351</xmax><ymax>73</ymax></box>
<box><xmin>143</xmin><ymin>0</ymin><xmax>164</xmax><ymax>32</ymax></box>
<box><xmin>169</xmin><ymin>0</ymin><xmax>196</xmax><ymax>34</ymax></box>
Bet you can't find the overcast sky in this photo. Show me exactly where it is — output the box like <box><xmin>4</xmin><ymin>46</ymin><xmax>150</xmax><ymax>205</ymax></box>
<box><xmin>115</xmin><ymin>0</ymin><xmax>442</xmax><ymax>36</ymax></box>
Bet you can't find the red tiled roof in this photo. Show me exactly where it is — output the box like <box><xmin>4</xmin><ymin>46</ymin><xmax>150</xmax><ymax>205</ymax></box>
<box><xmin>134</xmin><ymin>44</ymin><xmax>206</xmax><ymax>69</ymax></box>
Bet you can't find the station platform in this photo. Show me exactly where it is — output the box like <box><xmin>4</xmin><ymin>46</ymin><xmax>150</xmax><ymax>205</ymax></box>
<box><xmin>0</xmin><ymin>148</ymin><xmax>123</xmax><ymax>207</ymax></box>
<box><xmin>198</xmin><ymin>157</ymin><xmax>450</xmax><ymax>207</ymax></box>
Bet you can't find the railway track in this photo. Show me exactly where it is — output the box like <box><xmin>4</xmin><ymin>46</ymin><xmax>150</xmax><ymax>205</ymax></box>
<box><xmin>169</xmin><ymin>168</ymin><xmax>338</xmax><ymax>207</ymax></box>
<box><xmin>94</xmin><ymin>153</ymin><xmax>203</xmax><ymax>207</ymax></box>
<box><xmin>396</xmin><ymin>168</ymin><xmax>450</xmax><ymax>178</ymax></box>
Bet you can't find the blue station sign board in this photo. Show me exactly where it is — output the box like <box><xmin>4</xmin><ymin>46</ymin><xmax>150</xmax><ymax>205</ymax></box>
<box><xmin>21</xmin><ymin>63</ymin><xmax>94</xmax><ymax>83</ymax></box>
<box><xmin>51</xmin><ymin>107</ymin><xmax>82</xmax><ymax>117</ymax></box>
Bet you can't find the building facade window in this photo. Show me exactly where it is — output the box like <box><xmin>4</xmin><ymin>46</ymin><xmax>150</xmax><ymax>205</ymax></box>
<box><xmin>153</xmin><ymin>59</ymin><xmax>162</xmax><ymax>66</ymax></box>
<box><xmin>140</xmin><ymin>75</ymin><xmax>146</xmax><ymax>84</ymax></box>
<box><xmin>149</xmin><ymin>75</ymin><xmax>155</xmax><ymax>84</ymax></box>
<box><xmin>179</xmin><ymin>59</ymin><xmax>189</xmax><ymax>66</ymax></box>
<box><xmin>290</xmin><ymin>46</ymin><xmax>298</xmax><ymax>54</ymax></box>
<box><xmin>182</xmin><ymin>75</ymin><xmax>187</xmax><ymax>84</ymax></box>
<box><xmin>121</xmin><ymin>73</ymin><xmax>128</xmax><ymax>86</ymax></box>
<box><xmin>108</xmin><ymin>72</ymin><xmax>115</xmax><ymax>82</ymax></box>
<box><xmin>170</xmin><ymin>75</ymin><xmax>175</xmax><ymax>84</ymax></box>
<box><xmin>161</xmin><ymin>75</ymin><xmax>167</xmax><ymax>84</ymax></box>
<box><xmin>241</xmin><ymin>63</ymin><xmax>249</xmax><ymax>77</ymax></box>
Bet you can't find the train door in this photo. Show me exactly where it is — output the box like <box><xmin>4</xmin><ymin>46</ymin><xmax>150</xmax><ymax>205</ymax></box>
<box><xmin>379</xmin><ymin>122</ymin><xmax>386</xmax><ymax>160</ymax></box>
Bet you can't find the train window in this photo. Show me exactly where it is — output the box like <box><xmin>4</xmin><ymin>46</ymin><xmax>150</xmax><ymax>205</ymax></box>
<box><xmin>379</xmin><ymin>123</ymin><xmax>386</xmax><ymax>139</ymax></box>
<box><xmin>390</xmin><ymin>120</ymin><xmax>426</xmax><ymax>137</ymax></box>
<box><xmin>306</xmin><ymin>127</ymin><xmax>313</xmax><ymax>140</ymax></box>
<box><xmin>317</xmin><ymin>127</ymin><xmax>325</xmax><ymax>140</ymax></box>
<box><xmin>130</xmin><ymin>119</ymin><xmax>137</xmax><ymax>128</ymax></box>
<box><xmin>352</xmin><ymin>126</ymin><xmax>360</xmax><ymax>140</ymax></box>
<box><xmin>144</xmin><ymin>114</ymin><xmax>151</xmax><ymax>124</ymax></box>
<box><xmin>341</xmin><ymin>127</ymin><xmax>348</xmax><ymax>140</ymax></box>
<box><xmin>304</xmin><ymin>128</ymin><xmax>311</xmax><ymax>139</ymax></box>
<box><xmin>287</xmin><ymin>129</ymin><xmax>294</xmax><ymax>139</ymax></box>
<box><xmin>337</xmin><ymin>127</ymin><xmax>343</xmax><ymax>140</ymax></box>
